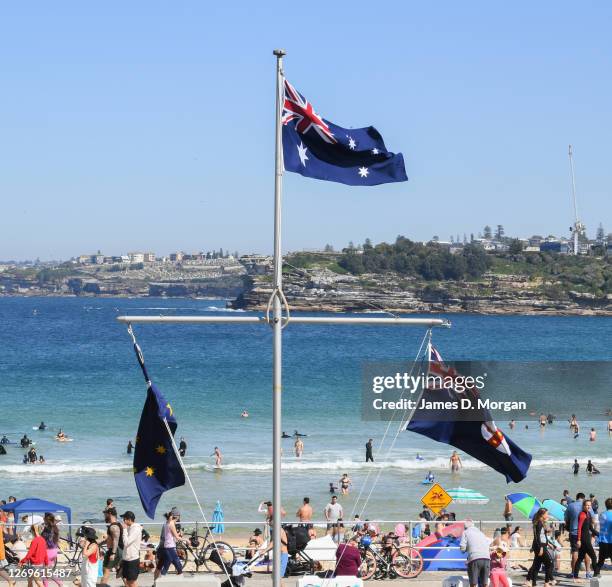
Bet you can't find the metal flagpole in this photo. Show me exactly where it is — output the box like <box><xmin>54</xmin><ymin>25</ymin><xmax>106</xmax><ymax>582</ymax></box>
<box><xmin>271</xmin><ymin>47</ymin><xmax>286</xmax><ymax>587</ymax></box>
<box><xmin>115</xmin><ymin>48</ymin><xmax>453</xmax><ymax>587</ymax></box>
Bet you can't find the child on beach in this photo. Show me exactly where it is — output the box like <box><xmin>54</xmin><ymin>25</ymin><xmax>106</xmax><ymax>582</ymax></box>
<box><xmin>490</xmin><ymin>542</ymin><xmax>510</xmax><ymax>587</ymax></box>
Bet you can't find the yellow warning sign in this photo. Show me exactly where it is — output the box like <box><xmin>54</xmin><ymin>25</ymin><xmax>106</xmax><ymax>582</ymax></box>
<box><xmin>420</xmin><ymin>483</ymin><xmax>453</xmax><ymax>515</ymax></box>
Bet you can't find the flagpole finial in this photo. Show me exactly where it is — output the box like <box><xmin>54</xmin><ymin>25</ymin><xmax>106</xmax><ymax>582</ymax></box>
<box><xmin>273</xmin><ymin>49</ymin><xmax>286</xmax><ymax>57</ymax></box>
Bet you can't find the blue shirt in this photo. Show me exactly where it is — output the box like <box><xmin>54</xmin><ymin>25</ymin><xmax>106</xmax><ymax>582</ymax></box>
<box><xmin>565</xmin><ymin>500</ymin><xmax>595</xmax><ymax>535</ymax></box>
<box><xmin>599</xmin><ymin>511</ymin><xmax>612</xmax><ymax>544</ymax></box>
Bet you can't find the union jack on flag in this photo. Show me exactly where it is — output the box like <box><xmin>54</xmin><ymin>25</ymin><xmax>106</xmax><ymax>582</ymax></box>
<box><xmin>280</xmin><ymin>77</ymin><xmax>408</xmax><ymax>186</ymax></box>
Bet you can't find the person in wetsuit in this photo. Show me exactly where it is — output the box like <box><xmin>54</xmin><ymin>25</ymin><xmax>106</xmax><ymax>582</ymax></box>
<box><xmin>38</xmin><ymin>422</ymin><xmax>46</xmax><ymax>430</ymax></box>
<box><xmin>126</xmin><ymin>440</ymin><xmax>133</xmax><ymax>454</ymax></box>
<box><xmin>573</xmin><ymin>499</ymin><xmax>598</xmax><ymax>580</ymax></box>
<box><xmin>178</xmin><ymin>437</ymin><xmax>187</xmax><ymax>457</ymax></box>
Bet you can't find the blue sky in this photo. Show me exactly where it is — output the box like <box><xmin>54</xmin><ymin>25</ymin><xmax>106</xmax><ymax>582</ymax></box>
<box><xmin>1</xmin><ymin>1</ymin><xmax>611</xmax><ymax>260</ymax></box>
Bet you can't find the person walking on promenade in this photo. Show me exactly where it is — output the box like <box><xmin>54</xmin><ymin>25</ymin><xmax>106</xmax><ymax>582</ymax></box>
<box><xmin>78</xmin><ymin>527</ymin><xmax>99</xmax><ymax>587</ymax></box>
<box><xmin>120</xmin><ymin>511</ymin><xmax>142</xmax><ymax>587</ymax></box>
<box><xmin>527</xmin><ymin>508</ymin><xmax>553</xmax><ymax>587</ymax></box>
<box><xmin>154</xmin><ymin>511</ymin><xmax>183</xmax><ymax>581</ymax></box>
<box><xmin>101</xmin><ymin>507</ymin><xmax>123</xmax><ymax>585</ymax></box>
<box><xmin>460</xmin><ymin>519</ymin><xmax>491</xmax><ymax>587</ymax></box>
<box><xmin>573</xmin><ymin>499</ymin><xmax>598</xmax><ymax>581</ymax></box>
<box><xmin>596</xmin><ymin>497</ymin><xmax>612</xmax><ymax>575</ymax></box>
<box><xmin>41</xmin><ymin>513</ymin><xmax>61</xmax><ymax>587</ymax></box>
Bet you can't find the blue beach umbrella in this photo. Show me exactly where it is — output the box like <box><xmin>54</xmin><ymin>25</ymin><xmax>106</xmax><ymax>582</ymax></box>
<box><xmin>506</xmin><ymin>492</ymin><xmax>542</xmax><ymax>520</ymax></box>
<box><xmin>211</xmin><ymin>500</ymin><xmax>224</xmax><ymax>533</ymax></box>
<box><xmin>542</xmin><ymin>499</ymin><xmax>567</xmax><ymax>521</ymax></box>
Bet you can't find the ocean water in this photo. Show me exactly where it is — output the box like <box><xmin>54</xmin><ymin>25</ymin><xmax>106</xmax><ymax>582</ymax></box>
<box><xmin>0</xmin><ymin>297</ymin><xmax>610</xmax><ymax>528</ymax></box>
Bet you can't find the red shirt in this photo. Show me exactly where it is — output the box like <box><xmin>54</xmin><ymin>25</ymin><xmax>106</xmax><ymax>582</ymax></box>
<box><xmin>21</xmin><ymin>536</ymin><xmax>49</xmax><ymax>567</ymax></box>
<box><xmin>335</xmin><ymin>543</ymin><xmax>362</xmax><ymax>577</ymax></box>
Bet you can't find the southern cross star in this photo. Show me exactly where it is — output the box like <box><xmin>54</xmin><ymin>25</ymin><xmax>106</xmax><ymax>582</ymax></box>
<box><xmin>297</xmin><ymin>142</ymin><xmax>309</xmax><ymax>167</ymax></box>
<box><xmin>372</xmin><ymin>148</ymin><xmax>379</xmax><ymax>155</ymax></box>
<box><xmin>358</xmin><ymin>167</ymin><xmax>369</xmax><ymax>178</ymax></box>
<box><xmin>348</xmin><ymin>137</ymin><xmax>357</xmax><ymax>150</ymax></box>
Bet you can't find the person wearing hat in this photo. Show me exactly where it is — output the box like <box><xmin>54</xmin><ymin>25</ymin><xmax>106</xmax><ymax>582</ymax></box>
<box><xmin>153</xmin><ymin>511</ymin><xmax>183</xmax><ymax>581</ymax></box>
<box><xmin>79</xmin><ymin>527</ymin><xmax>99</xmax><ymax>587</ymax></box>
<box><xmin>119</xmin><ymin>512</ymin><xmax>142</xmax><ymax>587</ymax></box>
<box><xmin>246</xmin><ymin>528</ymin><xmax>263</xmax><ymax>559</ymax></box>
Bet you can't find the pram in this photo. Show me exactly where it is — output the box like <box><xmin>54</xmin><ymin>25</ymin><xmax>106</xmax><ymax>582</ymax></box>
<box><xmin>221</xmin><ymin>525</ymin><xmax>314</xmax><ymax>587</ymax></box>
<box><xmin>283</xmin><ymin>524</ymin><xmax>315</xmax><ymax>576</ymax></box>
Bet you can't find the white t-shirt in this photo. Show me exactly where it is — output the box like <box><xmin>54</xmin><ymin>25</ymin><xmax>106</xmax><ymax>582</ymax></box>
<box><xmin>325</xmin><ymin>503</ymin><xmax>343</xmax><ymax>522</ymax></box>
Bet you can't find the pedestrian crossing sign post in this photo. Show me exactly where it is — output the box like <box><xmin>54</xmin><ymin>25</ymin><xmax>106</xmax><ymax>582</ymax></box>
<box><xmin>421</xmin><ymin>483</ymin><xmax>453</xmax><ymax>515</ymax></box>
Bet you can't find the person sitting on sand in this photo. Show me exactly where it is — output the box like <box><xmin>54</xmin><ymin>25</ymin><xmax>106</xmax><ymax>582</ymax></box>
<box><xmin>246</xmin><ymin>528</ymin><xmax>263</xmax><ymax>559</ymax></box>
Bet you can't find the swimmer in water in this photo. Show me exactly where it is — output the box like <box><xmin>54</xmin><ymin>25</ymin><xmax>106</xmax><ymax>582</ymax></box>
<box><xmin>294</xmin><ymin>438</ymin><xmax>304</xmax><ymax>458</ymax></box>
<box><xmin>416</xmin><ymin>453</ymin><xmax>424</xmax><ymax>461</ymax></box>
<box><xmin>282</xmin><ymin>432</ymin><xmax>291</xmax><ymax>438</ymax></box>
<box><xmin>212</xmin><ymin>446</ymin><xmax>223</xmax><ymax>467</ymax></box>
<box><xmin>449</xmin><ymin>451</ymin><xmax>462</xmax><ymax>473</ymax></box>
<box><xmin>426</xmin><ymin>470</ymin><xmax>434</xmax><ymax>483</ymax></box>
<box><xmin>339</xmin><ymin>473</ymin><xmax>351</xmax><ymax>495</ymax></box>
<box><xmin>38</xmin><ymin>421</ymin><xmax>46</xmax><ymax>430</ymax></box>
<box><xmin>539</xmin><ymin>414</ymin><xmax>546</xmax><ymax>428</ymax></box>
<box><xmin>241</xmin><ymin>410</ymin><xmax>249</xmax><ymax>418</ymax></box>
<box><xmin>589</xmin><ymin>428</ymin><xmax>596</xmax><ymax>442</ymax></box>
<box><xmin>509</xmin><ymin>420</ymin><xmax>515</xmax><ymax>430</ymax></box>
<box><xmin>56</xmin><ymin>429</ymin><xmax>66</xmax><ymax>440</ymax></box>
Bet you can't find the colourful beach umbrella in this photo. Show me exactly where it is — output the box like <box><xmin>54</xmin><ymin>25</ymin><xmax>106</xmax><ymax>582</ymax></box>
<box><xmin>448</xmin><ymin>487</ymin><xmax>489</xmax><ymax>505</ymax></box>
<box><xmin>506</xmin><ymin>492</ymin><xmax>542</xmax><ymax>520</ymax></box>
<box><xmin>542</xmin><ymin>499</ymin><xmax>567</xmax><ymax>521</ymax></box>
<box><xmin>211</xmin><ymin>500</ymin><xmax>224</xmax><ymax>533</ymax></box>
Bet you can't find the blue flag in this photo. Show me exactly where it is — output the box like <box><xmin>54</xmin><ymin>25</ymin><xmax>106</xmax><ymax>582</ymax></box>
<box><xmin>282</xmin><ymin>79</ymin><xmax>408</xmax><ymax>186</ymax></box>
<box><xmin>407</xmin><ymin>346</ymin><xmax>532</xmax><ymax>483</ymax></box>
<box><xmin>132</xmin><ymin>345</ymin><xmax>185</xmax><ymax>518</ymax></box>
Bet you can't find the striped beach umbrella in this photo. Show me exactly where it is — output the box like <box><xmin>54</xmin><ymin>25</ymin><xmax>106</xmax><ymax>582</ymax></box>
<box><xmin>447</xmin><ymin>487</ymin><xmax>490</xmax><ymax>505</ymax></box>
<box><xmin>506</xmin><ymin>492</ymin><xmax>542</xmax><ymax>520</ymax></box>
<box><xmin>211</xmin><ymin>500</ymin><xmax>224</xmax><ymax>533</ymax></box>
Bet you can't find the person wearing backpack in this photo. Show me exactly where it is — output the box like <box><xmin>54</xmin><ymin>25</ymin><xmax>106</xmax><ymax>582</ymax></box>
<box><xmin>102</xmin><ymin>507</ymin><xmax>123</xmax><ymax>584</ymax></box>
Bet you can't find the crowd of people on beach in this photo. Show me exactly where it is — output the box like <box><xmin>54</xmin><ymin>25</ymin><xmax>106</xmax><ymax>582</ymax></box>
<box><xmin>1</xmin><ymin>486</ymin><xmax>611</xmax><ymax>587</ymax></box>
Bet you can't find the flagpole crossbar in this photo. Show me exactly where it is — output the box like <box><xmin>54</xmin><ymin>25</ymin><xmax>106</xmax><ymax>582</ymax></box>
<box><xmin>116</xmin><ymin>315</ymin><xmax>451</xmax><ymax>327</ymax></box>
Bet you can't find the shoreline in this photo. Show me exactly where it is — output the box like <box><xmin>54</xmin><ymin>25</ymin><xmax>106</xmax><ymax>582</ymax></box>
<box><xmin>0</xmin><ymin>293</ymin><xmax>611</xmax><ymax>316</ymax></box>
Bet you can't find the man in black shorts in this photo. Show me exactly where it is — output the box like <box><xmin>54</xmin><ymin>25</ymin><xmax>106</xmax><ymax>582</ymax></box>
<box><xmin>102</xmin><ymin>508</ymin><xmax>123</xmax><ymax>583</ymax></box>
<box><xmin>119</xmin><ymin>511</ymin><xmax>142</xmax><ymax>587</ymax></box>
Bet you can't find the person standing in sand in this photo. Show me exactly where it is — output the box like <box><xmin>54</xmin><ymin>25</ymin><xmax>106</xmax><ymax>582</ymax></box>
<box><xmin>450</xmin><ymin>451</ymin><xmax>462</xmax><ymax>472</ymax></box>
<box><xmin>296</xmin><ymin>497</ymin><xmax>312</xmax><ymax>523</ymax></box>
<box><xmin>294</xmin><ymin>438</ymin><xmax>304</xmax><ymax>458</ymax></box>
<box><xmin>503</xmin><ymin>497</ymin><xmax>513</xmax><ymax>522</ymax></box>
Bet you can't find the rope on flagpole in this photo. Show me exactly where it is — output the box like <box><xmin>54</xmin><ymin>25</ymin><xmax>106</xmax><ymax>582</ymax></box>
<box><xmin>126</xmin><ymin>324</ymin><xmax>233</xmax><ymax>584</ymax></box>
<box><xmin>324</xmin><ymin>328</ymin><xmax>431</xmax><ymax>586</ymax></box>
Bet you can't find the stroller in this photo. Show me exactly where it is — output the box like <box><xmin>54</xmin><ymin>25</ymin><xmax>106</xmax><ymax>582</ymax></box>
<box><xmin>4</xmin><ymin>545</ymin><xmax>20</xmax><ymax>565</ymax></box>
<box><xmin>283</xmin><ymin>524</ymin><xmax>315</xmax><ymax>576</ymax></box>
<box><xmin>221</xmin><ymin>524</ymin><xmax>314</xmax><ymax>587</ymax></box>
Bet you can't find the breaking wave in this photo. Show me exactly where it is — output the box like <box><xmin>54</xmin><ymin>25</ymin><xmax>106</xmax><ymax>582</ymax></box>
<box><xmin>1</xmin><ymin>456</ymin><xmax>609</xmax><ymax>477</ymax></box>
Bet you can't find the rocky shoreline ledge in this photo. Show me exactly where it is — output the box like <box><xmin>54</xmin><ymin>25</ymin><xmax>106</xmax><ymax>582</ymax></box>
<box><xmin>231</xmin><ymin>269</ymin><xmax>612</xmax><ymax>316</ymax></box>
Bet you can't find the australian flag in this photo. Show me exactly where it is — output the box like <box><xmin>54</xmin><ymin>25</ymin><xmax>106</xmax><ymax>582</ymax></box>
<box><xmin>282</xmin><ymin>79</ymin><xmax>408</xmax><ymax>186</ymax></box>
<box><xmin>407</xmin><ymin>345</ymin><xmax>532</xmax><ymax>483</ymax></box>
<box><xmin>132</xmin><ymin>344</ymin><xmax>185</xmax><ymax>518</ymax></box>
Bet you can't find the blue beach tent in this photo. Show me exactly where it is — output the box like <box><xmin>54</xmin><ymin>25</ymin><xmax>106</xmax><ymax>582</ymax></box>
<box><xmin>1</xmin><ymin>497</ymin><xmax>73</xmax><ymax>538</ymax></box>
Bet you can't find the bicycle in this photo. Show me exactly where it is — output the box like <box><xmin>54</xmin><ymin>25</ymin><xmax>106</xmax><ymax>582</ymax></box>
<box><xmin>358</xmin><ymin>536</ymin><xmax>423</xmax><ymax>580</ymax></box>
<box><xmin>55</xmin><ymin>536</ymin><xmax>107</xmax><ymax>569</ymax></box>
<box><xmin>176</xmin><ymin>528</ymin><xmax>235</xmax><ymax>573</ymax></box>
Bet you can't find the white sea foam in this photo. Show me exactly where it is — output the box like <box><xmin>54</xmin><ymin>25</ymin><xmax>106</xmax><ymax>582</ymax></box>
<box><xmin>1</xmin><ymin>456</ymin><xmax>610</xmax><ymax>476</ymax></box>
